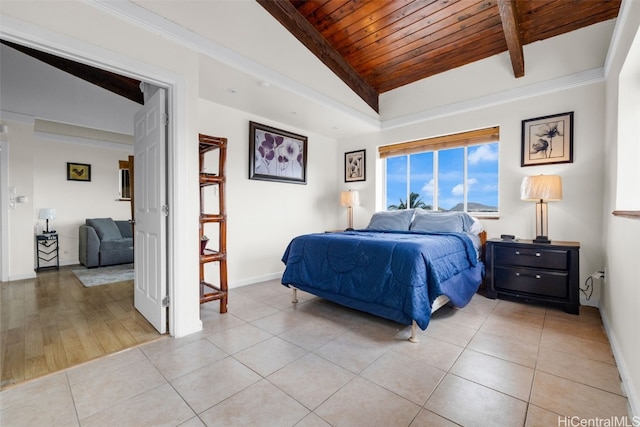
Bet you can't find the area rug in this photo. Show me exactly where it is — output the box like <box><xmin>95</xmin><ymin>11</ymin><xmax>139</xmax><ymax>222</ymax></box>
<box><xmin>71</xmin><ymin>263</ymin><xmax>134</xmax><ymax>287</ymax></box>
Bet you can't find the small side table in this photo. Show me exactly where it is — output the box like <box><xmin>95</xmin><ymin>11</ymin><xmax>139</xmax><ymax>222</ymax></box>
<box><xmin>36</xmin><ymin>233</ymin><xmax>59</xmax><ymax>272</ymax></box>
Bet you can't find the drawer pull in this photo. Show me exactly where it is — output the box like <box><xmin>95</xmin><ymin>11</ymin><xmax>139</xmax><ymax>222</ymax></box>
<box><xmin>515</xmin><ymin>272</ymin><xmax>542</xmax><ymax>279</ymax></box>
<box><xmin>514</xmin><ymin>251</ymin><xmax>542</xmax><ymax>257</ymax></box>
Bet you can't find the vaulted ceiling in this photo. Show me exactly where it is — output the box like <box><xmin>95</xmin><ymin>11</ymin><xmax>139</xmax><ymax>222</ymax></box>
<box><xmin>258</xmin><ymin>0</ymin><xmax>621</xmax><ymax>112</ymax></box>
<box><xmin>1</xmin><ymin>0</ymin><xmax>622</xmax><ymax>133</ymax></box>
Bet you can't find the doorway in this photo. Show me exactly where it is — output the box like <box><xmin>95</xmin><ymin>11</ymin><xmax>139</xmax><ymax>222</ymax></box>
<box><xmin>0</xmin><ymin>36</ymin><xmax>175</xmax><ymax>384</ymax></box>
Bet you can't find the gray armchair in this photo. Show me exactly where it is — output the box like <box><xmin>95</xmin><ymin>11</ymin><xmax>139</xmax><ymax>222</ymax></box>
<box><xmin>79</xmin><ymin>218</ymin><xmax>134</xmax><ymax>268</ymax></box>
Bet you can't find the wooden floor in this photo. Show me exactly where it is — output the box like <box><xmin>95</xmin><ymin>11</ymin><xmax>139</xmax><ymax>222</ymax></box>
<box><xmin>1</xmin><ymin>266</ymin><xmax>162</xmax><ymax>389</ymax></box>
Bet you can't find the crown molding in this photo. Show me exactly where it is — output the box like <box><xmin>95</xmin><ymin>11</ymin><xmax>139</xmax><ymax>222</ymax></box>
<box><xmin>89</xmin><ymin>0</ymin><xmax>380</xmax><ymax>129</ymax></box>
<box><xmin>33</xmin><ymin>131</ymin><xmax>133</xmax><ymax>152</ymax></box>
<box><xmin>0</xmin><ymin>110</ymin><xmax>36</xmax><ymax>125</ymax></box>
<box><xmin>604</xmin><ymin>0</ymin><xmax>633</xmax><ymax>77</ymax></box>
<box><xmin>382</xmin><ymin>68</ymin><xmax>605</xmax><ymax>130</ymax></box>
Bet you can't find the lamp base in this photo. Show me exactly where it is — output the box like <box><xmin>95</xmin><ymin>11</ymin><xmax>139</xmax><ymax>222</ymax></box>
<box><xmin>533</xmin><ymin>236</ymin><xmax>551</xmax><ymax>244</ymax></box>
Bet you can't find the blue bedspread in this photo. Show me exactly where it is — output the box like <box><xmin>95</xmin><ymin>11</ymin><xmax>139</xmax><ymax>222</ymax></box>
<box><xmin>281</xmin><ymin>230</ymin><xmax>483</xmax><ymax>330</ymax></box>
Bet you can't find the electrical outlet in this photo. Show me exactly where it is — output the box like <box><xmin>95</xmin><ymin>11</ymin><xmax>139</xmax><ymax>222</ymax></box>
<box><xmin>592</xmin><ymin>271</ymin><xmax>605</xmax><ymax>279</ymax></box>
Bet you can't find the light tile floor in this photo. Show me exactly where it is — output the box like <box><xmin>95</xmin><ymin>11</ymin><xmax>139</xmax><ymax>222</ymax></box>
<box><xmin>0</xmin><ymin>280</ymin><xmax>630</xmax><ymax>426</ymax></box>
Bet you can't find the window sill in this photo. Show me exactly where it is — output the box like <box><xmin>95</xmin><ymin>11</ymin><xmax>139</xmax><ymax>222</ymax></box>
<box><xmin>612</xmin><ymin>210</ymin><xmax>640</xmax><ymax>220</ymax></box>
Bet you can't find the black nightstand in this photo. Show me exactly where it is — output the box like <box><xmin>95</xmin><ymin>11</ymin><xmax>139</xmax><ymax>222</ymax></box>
<box><xmin>485</xmin><ymin>238</ymin><xmax>580</xmax><ymax>314</ymax></box>
<box><xmin>35</xmin><ymin>233</ymin><xmax>59</xmax><ymax>272</ymax></box>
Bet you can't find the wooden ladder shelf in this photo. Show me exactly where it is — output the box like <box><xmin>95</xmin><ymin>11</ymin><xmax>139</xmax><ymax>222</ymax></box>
<box><xmin>198</xmin><ymin>134</ymin><xmax>228</xmax><ymax>312</ymax></box>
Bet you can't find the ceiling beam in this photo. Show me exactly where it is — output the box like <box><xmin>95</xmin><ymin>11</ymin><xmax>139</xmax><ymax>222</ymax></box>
<box><xmin>1</xmin><ymin>40</ymin><xmax>144</xmax><ymax>104</ymax></box>
<box><xmin>497</xmin><ymin>0</ymin><xmax>525</xmax><ymax>78</ymax></box>
<box><xmin>256</xmin><ymin>0</ymin><xmax>379</xmax><ymax>113</ymax></box>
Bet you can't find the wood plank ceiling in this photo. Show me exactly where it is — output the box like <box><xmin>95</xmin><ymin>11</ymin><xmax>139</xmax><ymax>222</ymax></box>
<box><xmin>258</xmin><ymin>0</ymin><xmax>621</xmax><ymax>112</ymax></box>
<box><xmin>2</xmin><ymin>1</ymin><xmax>621</xmax><ymax>114</ymax></box>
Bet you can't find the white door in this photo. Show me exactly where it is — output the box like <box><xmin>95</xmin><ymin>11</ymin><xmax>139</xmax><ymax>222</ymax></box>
<box><xmin>133</xmin><ymin>88</ymin><xmax>167</xmax><ymax>334</ymax></box>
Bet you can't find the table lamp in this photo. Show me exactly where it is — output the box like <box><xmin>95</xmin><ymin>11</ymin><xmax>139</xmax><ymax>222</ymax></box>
<box><xmin>520</xmin><ymin>175</ymin><xmax>562</xmax><ymax>243</ymax></box>
<box><xmin>340</xmin><ymin>190</ymin><xmax>360</xmax><ymax>229</ymax></box>
<box><xmin>39</xmin><ymin>208</ymin><xmax>56</xmax><ymax>233</ymax></box>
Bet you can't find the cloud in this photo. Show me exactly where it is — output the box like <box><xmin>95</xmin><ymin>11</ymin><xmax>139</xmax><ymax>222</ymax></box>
<box><xmin>421</xmin><ymin>179</ymin><xmax>434</xmax><ymax>196</ymax></box>
<box><xmin>452</xmin><ymin>178</ymin><xmax>478</xmax><ymax>196</ymax></box>
<box><xmin>468</xmin><ymin>144</ymin><xmax>498</xmax><ymax>164</ymax></box>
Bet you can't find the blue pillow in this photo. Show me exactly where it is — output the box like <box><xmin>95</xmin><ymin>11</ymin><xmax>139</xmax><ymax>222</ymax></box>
<box><xmin>87</xmin><ymin>218</ymin><xmax>122</xmax><ymax>241</ymax></box>
<box><xmin>366</xmin><ymin>209</ymin><xmax>414</xmax><ymax>231</ymax></box>
<box><xmin>410</xmin><ymin>210</ymin><xmax>475</xmax><ymax>233</ymax></box>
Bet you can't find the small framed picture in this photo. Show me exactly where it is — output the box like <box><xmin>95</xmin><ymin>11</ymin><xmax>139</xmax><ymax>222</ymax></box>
<box><xmin>521</xmin><ymin>112</ymin><xmax>573</xmax><ymax>167</ymax></box>
<box><xmin>345</xmin><ymin>149</ymin><xmax>366</xmax><ymax>182</ymax></box>
<box><xmin>249</xmin><ymin>121</ymin><xmax>307</xmax><ymax>185</ymax></box>
<box><xmin>67</xmin><ymin>162</ymin><xmax>91</xmax><ymax>182</ymax></box>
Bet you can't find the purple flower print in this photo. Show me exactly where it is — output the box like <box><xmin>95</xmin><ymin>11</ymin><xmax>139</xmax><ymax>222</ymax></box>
<box><xmin>277</xmin><ymin>139</ymin><xmax>302</xmax><ymax>175</ymax></box>
<box><xmin>256</xmin><ymin>133</ymin><xmax>283</xmax><ymax>172</ymax></box>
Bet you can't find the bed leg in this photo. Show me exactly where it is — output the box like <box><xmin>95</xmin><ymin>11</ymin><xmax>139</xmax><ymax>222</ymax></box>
<box><xmin>408</xmin><ymin>321</ymin><xmax>419</xmax><ymax>343</ymax></box>
<box><xmin>292</xmin><ymin>288</ymin><xmax>298</xmax><ymax>304</ymax></box>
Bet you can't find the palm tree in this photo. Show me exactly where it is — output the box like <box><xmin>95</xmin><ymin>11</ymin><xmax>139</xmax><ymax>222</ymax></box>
<box><xmin>388</xmin><ymin>192</ymin><xmax>430</xmax><ymax>210</ymax></box>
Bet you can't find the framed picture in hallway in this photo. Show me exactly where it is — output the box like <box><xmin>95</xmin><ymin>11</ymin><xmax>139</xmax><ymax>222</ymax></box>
<box><xmin>67</xmin><ymin>162</ymin><xmax>91</xmax><ymax>182</ymax></box>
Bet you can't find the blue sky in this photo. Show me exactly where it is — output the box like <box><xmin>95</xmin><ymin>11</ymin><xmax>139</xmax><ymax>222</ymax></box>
<box><xmin>386</xmin><ymin>143</ymin><xmax>499</xmax><ymax>211</ymax></box>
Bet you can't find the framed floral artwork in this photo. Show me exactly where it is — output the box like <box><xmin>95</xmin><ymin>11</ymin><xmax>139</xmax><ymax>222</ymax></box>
<box><xmin>67</xmin><ymin>162</ymin><xmax>91</xmax><ymax>181</ymax></box>
<box><xmin>521</xmin><ymin>111</ymin><xmax>573</xmax><ymax>167</ymax></box>
<box><xmin>249</xmin><ymin>121</ymin><xmax>307</xmax><ymax>184</ymax></box>
<box><xmin>345</xmin><ymin>149</ymin><xmax>366</xmax><ymax>182</ymax></box>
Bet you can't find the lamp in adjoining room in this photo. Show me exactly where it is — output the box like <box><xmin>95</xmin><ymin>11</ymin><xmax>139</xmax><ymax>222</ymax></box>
<box><xmin>520</xmin><ymin>175</ymin><xmax>562</xmax><ymax>243</ymax></box>
<box><xmin>39</xmin><ymin>208</ymin><xmax>56</xmax><ymax>233</ymax></box>
<box><xmin>340</xmin><ymin>190</ymin><xmax>360</xmax><ymax>230</ymax></box>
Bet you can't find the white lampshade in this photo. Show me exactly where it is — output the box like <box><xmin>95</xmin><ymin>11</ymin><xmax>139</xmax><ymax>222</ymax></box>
<box><xmin>340</xmin><ymin>190</ymin><xmax>360</xmax><ymax>207</ymax></box>
<box><xmin>520</xmin><ymin>175</ymin><xmax>562</xmax><ymax>201</ymax></box>
<box><xmin>38</xmin><ymin>208</ymin><xmax>56</xmax><ymax>220</ymax></box>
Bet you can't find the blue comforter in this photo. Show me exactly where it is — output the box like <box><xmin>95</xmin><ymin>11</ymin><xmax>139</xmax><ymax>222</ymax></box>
<box><xmin>281</xmin><ymin>230</ymin><xmax>483</xmax><ymax>330</ymax></box>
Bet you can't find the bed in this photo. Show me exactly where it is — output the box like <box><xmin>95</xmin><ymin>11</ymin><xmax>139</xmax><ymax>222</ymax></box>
<box><xmin>281</xmin><ymin>209</ymin><xmax>486</xmax><ymax>342</ymax></box>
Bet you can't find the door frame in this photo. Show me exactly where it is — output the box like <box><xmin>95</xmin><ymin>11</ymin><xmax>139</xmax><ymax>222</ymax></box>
<box><xmin>0</xmin><ymin>21</ymin><xmax>201</xmax><ymax>337</ymax></box>
<box><xmin>0</xmin><ymin>140</ymin><xmax>8</xmax><ymax>283</ymax></box>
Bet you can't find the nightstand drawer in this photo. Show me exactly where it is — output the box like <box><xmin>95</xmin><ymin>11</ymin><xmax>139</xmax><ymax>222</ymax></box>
<box><xmin>494</xmin><ymin>246</ymin><xmax>568</xmax><ymax>270</ymax></box>
<box><xmin>494</xmin><ymin>266</ymin><xmax>568</xmax><ymax>298</ymax></box>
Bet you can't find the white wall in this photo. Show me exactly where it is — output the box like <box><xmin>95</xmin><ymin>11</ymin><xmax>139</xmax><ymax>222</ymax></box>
<box><xmin>34</xmin><ymin>137</ymin><xmax>132</xmax><ymax>266</ymax></box>
<box><xmin>5</xmin><ymin>120</ymin><xmax>36</xmax><ymax>280</ymax></box>
<box><xmin>602</xmin><ymin>0</ymin><xmax>640</xmax><ymax>417</ymax></box>
<box><xmin>340</xmin><ymin>83</ymin><xmax>606</xmax><ymax>307</ymax></box>
<box><xmin>2</xmin><ymin>117</ymin><xmax>133</xmax><ymax>275</ymax></box>
<box><xmin>198</xmin><ymin>100</ymin><xmax>339</xmax><ymax>288</ymax></box>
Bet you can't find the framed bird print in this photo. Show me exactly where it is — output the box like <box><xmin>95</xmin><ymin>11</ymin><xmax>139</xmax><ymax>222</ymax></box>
<box><xmin>521</xmin><ymin>112</ymin><xmax>573</xmax><ymax>167</ymax></box>
<box><xmin>67</xmin><ymin>162</ymin><xmax>91</xmax><ymax>182</ymax></box>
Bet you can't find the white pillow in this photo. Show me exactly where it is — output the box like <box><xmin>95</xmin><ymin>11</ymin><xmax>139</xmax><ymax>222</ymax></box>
<box><xmin>469</xmin><ymin>216</ymin><xmax>484</xmax><ymax>235</ymax></box>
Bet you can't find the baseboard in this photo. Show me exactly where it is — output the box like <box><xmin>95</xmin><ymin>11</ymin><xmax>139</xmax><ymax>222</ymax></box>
<box><xmin>230</xmin><ymin>271</ymin><xmax>282</xmax><ymax>289</ymax></box>
<box><xmin>7</xmin><ymin>271</ymin><xmax>37</xmax><ymax>281</ymax></box>
<box><xmin>599</xmin><ymin>303</ymin><xmax>639</xmax><ymax>419</ymax></box>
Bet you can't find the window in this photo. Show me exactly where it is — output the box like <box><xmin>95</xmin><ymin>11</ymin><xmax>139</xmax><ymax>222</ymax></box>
<box><xmin>380</xmin><ymin>127</ymin><xmax>499</xmax><ymax>213</ymax></box>
<box><xmin>118</xmin><ymin>158</ymin><xmax>133</xmax><ymax>201</ymax></box>
<box><xmin>119</xmin><ymin>168</ymin><xmax>131</xmax><ymax>200</ymax></box>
